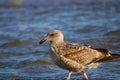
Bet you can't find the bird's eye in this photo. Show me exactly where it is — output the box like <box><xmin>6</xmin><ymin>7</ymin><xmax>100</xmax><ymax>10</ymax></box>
<box><xmin>50</xmin><ymin>34</ymin><xmax>54</xmax><ymax>36</ymax></box>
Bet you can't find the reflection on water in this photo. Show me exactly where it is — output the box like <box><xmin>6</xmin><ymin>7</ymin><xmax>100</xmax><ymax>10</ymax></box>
<box><xmin>0</xmin><ymin>0</ymin><xmax>120</xmax><ymax>80</ymax></box>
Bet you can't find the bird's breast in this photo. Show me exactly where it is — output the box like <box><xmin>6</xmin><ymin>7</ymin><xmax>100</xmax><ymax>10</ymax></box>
<box><xmin>49</xmin><ymin>46</ymin><xmax>60</xmax><ymax>63</ymax></box>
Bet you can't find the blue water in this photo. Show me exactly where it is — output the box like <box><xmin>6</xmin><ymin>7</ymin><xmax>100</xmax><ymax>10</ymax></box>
<box><xmin>0</xmin><ymin>0</ymin><xmax>120</xmax><ymax>80</ymax></box>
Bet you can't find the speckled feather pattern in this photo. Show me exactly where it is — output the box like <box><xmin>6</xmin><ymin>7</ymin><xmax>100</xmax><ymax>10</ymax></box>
<box><xmin>40</xmin><ymin>30</ymin><xmax>118</xmax><ymax>73</ymax></box>
<box><xmin>50</xmin><ymin>42</ymin><xmax>110</xmax><ymax>72</ymax></box>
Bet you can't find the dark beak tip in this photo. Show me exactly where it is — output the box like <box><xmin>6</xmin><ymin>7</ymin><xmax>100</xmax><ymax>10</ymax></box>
<box><xmin>39</xmin><ymin>39</ymin><xmax>46</xmax><ymax>45</ymax></box>
<box><xmin>39</xmin><ymin>41</ymin><xmax>42</xmax><ymax>45</ymax></box>
<box><xmin>39</xmin><ymin>41</ymin><xmax>43</xmax><ymax>45</ymax></box>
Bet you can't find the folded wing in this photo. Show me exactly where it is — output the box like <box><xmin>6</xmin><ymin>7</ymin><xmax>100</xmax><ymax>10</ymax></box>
<box><xmin>62</xmin><ymin>43</ymin><xmax>110</xmax><ymax>65</ymax></box>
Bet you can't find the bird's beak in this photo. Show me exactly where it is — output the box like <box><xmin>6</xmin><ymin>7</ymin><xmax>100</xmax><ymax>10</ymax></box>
<box><xmin>39</xmin><ymin>37</ymin><xmax>48</xmax><ymax>45</ymax></box>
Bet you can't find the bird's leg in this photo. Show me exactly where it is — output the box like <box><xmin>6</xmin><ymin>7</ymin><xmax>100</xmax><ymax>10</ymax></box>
<box><xmin>82</xmin><ymin>71</ymin><xmax>89</xmax><ymax>80</ymax></box>
<box><xmin>66</xmin><ymin>71</ymin><xmax>72</xmax><ymax>80</ymax></box>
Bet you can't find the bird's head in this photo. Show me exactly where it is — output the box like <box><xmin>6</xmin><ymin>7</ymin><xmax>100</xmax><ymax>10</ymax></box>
<box><xmin>40</xmin><ymin>30</ymin><xmax>64</xmax><ymax>45</ymax></box>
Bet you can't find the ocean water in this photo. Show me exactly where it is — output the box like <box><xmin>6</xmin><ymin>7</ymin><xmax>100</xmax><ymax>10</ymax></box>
<box><xmin>0</xmin><ymin>0</ymin><xmax>120</xmax><ymax>80</ymax></box>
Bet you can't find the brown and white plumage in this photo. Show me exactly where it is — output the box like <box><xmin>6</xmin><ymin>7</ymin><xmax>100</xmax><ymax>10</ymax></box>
<box><xmin>39</xmin><ymin>30</ymin><xmax>120</xmax><ymax>80</ymax></box>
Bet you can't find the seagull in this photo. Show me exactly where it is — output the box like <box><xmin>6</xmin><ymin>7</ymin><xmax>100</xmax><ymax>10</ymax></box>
<box><xmin>39</xmin><ymin>30</ymin><xmax>120</xmax><ymax>80</ymax></box>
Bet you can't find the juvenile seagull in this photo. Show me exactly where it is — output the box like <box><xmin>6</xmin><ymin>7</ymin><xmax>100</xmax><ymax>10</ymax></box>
<box><xmin>40</xmin><ymin>30</ymin><xmax>120</xmax><ymax>80</ymax></box>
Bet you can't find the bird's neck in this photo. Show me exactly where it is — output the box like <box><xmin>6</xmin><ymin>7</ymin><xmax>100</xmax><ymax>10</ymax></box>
<box><xmin>51</xmin><ymin>40</ymin><xmax>64</xmax><ymax>46</ymax></box>
<box><xmin>50</xmin><ymin>41</ymin><xmax>64</xmax><ymax>58</ymax></box>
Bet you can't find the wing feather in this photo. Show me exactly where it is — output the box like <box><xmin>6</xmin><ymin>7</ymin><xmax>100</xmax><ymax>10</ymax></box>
<box><xmin>62</xmin><ymin>43</ymin><xmax>110</xmax><ymax>65</ymax></box>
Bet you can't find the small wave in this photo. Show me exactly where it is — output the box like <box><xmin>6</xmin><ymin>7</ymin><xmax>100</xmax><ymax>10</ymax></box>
<box><xmin>105</xmin><ymin>29</ymin><xmax>120</xmax><ymax>36</ymax></box>
<box><xmin>1</xmin><ymin>40</ymin><xmax>21</xmax><ymax>47</ymax></box>
<box><xmin>75</xmin><ymin>25</ymin><xmax>95</xmax><ymax>33</ymax></box>
<box><xmin>21</xmin><ymin>60</ymin><xmax>51</xmax><ymax>65</ymax></box>
<box><xmin>0</xmin><ymin>39</ymin><xmax>37</xmax><ymax>47</ymax></box>
<box><xmin>0</xmin><ymin>62</ymin><xmax>5</xmax><ymax>67</ymax></box>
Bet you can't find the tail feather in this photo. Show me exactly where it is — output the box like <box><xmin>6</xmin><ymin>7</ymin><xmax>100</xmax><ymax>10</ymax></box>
<box><xmin>110</xmin><ymin>53</ymin><xmax>120</xmax><ymax>56</ymax></box>
<box><xmin>97</xmin><ymin>53</ymin><xmax>120</xmax><ymax>63</ymax></box>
